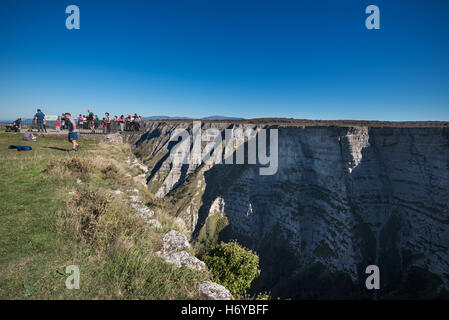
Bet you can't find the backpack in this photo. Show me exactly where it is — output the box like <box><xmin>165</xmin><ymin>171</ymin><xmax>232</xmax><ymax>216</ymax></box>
<box><xmin>8</xmin><ymin>145</ymin><xmax>32</xmax><ymax>151</ymax></box>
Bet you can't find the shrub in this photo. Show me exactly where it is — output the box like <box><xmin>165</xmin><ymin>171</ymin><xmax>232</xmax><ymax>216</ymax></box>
<box><xmin>201</xmin><ymin>241</ymin><xmax>260</xmax><ymax>296</ymax></box>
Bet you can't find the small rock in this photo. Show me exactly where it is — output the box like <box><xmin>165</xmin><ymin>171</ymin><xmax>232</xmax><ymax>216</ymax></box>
<box><xmin>68</xmin><ymin>190</ymin><xmax>76</xmax><ymax>195</ymax></box>
<box><xmin>129</xmin><ymin>195</ymin><xmax>141</xmax><ymax>203</ymax></box>
<box><xmin>132</xmin><ymin>203</ymin><xmax>154</xmax><ymax>219</ymax></box>
<box><xmin>76</xmin><ymin>179</ymin><xmax>83</xmax><ymax>185</ymax></box>
<box><xmin>162</xmin><ymin>251</ymin><xmax>205</xmax><ymax>271</ymax></box>
<box><xmin>199</xmin><ymin>281</ymin><xmax>232</xmax><ymax>300</ymax></box>
<box><xmin>147</xmin><ymin>219</ymin><xmax>162</xmax><ymax>230</ymax></box>
<box><xmin>134</xmin><ymin>174</ymin><xmax>147</xmax><ymax>186</ymax></box>
<box><xmin>111</xmin><ymin>190</ymin><xmax>123</xmax><ymax>195</ymax></box>
<box><xmin>158</xmin><ymin>230</ymin><xmax>190</xmax><ymax>255</ymax></box>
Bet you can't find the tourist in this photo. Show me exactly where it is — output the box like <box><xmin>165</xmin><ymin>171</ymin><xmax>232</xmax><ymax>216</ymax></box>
<box><xmin>55</xmin><ymin>119</ymin><xmax>61</xmax><ymax>132</ymax></box>
<box><xmin>105</xmin><ymin>113</ymin><xmax>111</xmax><ymax>133</ymax></box>
<box><xmin>87</xmin><ymin>109</ymin><xmax>95</xmax><ymax>133</ymax></box>
<box><xmin>34</xmin><ymin>109</ymin><xmax>45</xmax><ymax>132</ymax></box>
<box><xmin>61</xmin><ymin>113</ymin><xmax>66</xmax><ymax>130</ymax></box>
<box><xmin>94</xmin><ymin>115</ymin><xmax>100</xmax><ymax>129</ymax></box>
<box><xmin>133</xmin><ymin>114</ymin><xmax>141</xmax><ymax>131</ymax></box>
<box><xmin>119</xmin><ymin>115</ymin><xmax>125</xmax><ymax>132</ymax></box>
<box><xmin>43</xmin><ymin>117</ymin><xmax>48</xmax><ymax>133</ymax></box>
<box><xmin>114</xmin><ymin>116</ymin><xmax>119</xmax><ymax>131</ymax></box>
<box><xmin>102</xmin><ymin>117</ymin><xmax>107</xmax><ymax>134</ymax></box>
<box><xmin>125</xmin><ymin>115</ymin><xmax>132</xmax><ymax>131</ymax></box>
<box><xmin>65</xmin><ymin>113</ymin><xmax>80</xmax><ymax>152</ymax></box>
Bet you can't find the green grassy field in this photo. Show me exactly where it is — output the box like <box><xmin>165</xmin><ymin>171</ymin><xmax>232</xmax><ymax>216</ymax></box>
<box><xmin>0</xmin><ymin>131</ymin><xmax>208</xmax><ymax>299</ymax></box>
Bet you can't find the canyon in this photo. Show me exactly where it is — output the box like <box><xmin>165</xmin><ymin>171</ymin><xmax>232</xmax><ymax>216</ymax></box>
<box><xmin>128</xmin><ymin>120</ymin><xmax>449</xmax><ymax>299</ymax></box>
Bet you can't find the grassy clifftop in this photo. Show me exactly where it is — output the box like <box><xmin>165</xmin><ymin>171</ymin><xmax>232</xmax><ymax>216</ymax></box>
<box><xmin>0</xmin><ymin>131</ymin><xmax>209</xmax><ymax>299</ymax></box>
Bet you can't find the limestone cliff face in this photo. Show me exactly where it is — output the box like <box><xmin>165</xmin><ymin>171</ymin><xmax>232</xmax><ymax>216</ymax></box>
<box><xmin>130</xmin><ymin>122</ymin><xmax>449</xmax><ymax>299</ymax></box>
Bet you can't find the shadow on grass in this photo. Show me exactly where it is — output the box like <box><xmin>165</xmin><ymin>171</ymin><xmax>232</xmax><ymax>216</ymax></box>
<box><xmin>45</xmin><ymin>146</ymin><xmax>70</xmax><ymax>152</ymax></box>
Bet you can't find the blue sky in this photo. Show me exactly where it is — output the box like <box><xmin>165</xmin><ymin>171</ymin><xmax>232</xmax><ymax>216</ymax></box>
<box><xmin>1</xmin><ymin>0</ymin><xmax>448</xmax><ymax>121</ymax></box>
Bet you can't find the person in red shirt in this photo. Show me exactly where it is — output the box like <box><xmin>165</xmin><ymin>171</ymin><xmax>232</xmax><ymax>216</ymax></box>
<box><xmin>102</xmin><ymin>118</ymin><xmax>107</xmax><ymax>134</ymax></box>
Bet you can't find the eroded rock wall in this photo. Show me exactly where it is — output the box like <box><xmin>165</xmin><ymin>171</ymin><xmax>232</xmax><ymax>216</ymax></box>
<box><xmin>130</xmin><ymin>122</ymin><xmax>449</xmax><ymax>298</ymax></box>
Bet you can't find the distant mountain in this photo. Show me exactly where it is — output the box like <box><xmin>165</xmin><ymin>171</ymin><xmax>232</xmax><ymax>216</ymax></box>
<box><xmin>201</xmin><ymin>115</ymin><xmax>245</xmax><ymax>120</ymax></box>
<box><xmin>1</xmin><ymin>118</ymin><xmax>33</xmax><ymax>125</ymax></box>
<box><xmin>0</xmin><ymin>118</ymin><xmax>56</xmax><ymax>125</ymax></box>
<box><xmin>141</xmin><ymin>116</ymin><xmax>192</xmax><ymax>120</ymax></box>
<box><xmin>141</xmin><ymin>115</ymin><xmax>245</xmax><ymax>121</ymax></box>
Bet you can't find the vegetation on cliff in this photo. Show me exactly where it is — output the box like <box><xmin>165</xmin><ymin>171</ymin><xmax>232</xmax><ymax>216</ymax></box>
<box><xmin>0</xmin><ymin>131</ymin><xmax>210</xmax><ymax>299</ymax></box>
<box><xmin>201</xmin><ymin>241</ymin><xmax>261</xmax><ymax>297</ymax></box>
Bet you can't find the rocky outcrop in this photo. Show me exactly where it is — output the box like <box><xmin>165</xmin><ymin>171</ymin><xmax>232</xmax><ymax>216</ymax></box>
<box><xmin>129</xmin><ymin>194</ymin><xmax>155</xmax><ymax>221</ymax></box>
<box><xmin>156</xmin><ymin>230</ymin><xmax>205</xmax><ymax>271</ymax></box>
<box><xmin>132</xmin><ymin>121</ymin><xmax>449</xmax><ymax>299</ymax></box>
<box><xmin>199</xmin><ymin>281</ymin><xmax>233</xmax><ymax>300</ymax></box>
<box><xmin>158</xmin><ymin>230</ymin><xmax>190</xmax><ymax>255</ymax></box>
<box><xmin>163</xmin><ymin>251</ymin><xmax>205</xmax><ymax>271</ymax></box>
<box><xmin>156</xmin><ymin>230</ymin><xmax>231</xmax><ymax>296</ymax></box>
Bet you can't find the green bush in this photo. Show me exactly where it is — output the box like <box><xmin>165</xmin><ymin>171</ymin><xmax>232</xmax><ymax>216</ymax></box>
<box><xmin>202</xmin><ymin>241</ymin><xmax>260</xmax><ymax>296</ymax></box>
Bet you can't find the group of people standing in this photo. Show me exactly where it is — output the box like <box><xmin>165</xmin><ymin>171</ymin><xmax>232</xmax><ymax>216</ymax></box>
<box><xmin>57</xmin><ymin>111</ymin><xmax>143</xmax><ymax>133</ymax></box>
<box><xmin>30</xmin><ymin>108</ymin><xmax>143</xmax><ymax>153</ymax></box>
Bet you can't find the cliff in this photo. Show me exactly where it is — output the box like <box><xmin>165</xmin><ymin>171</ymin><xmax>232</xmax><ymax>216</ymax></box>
<box><xmin>129</xmin><ymin>121</ymin><xmax>449</xmax><ymax>299</ymax></box>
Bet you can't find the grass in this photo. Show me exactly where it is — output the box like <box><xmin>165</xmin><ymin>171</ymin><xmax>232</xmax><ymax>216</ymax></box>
<box><xmin>0</xmin><ymin>131</ymin><xmax>209</xmax><ymax>299</ymax></box>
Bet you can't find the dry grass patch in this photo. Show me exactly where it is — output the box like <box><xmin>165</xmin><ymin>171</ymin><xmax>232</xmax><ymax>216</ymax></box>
<box><xmin>46</xmin><ymin>157</ymin><xmax>96</xmax><ymax>181</ymax></box>
<box><xmin>100</xmin><ymin>161</ymin><xmax>132</xmax><ymax>188</ymax></box>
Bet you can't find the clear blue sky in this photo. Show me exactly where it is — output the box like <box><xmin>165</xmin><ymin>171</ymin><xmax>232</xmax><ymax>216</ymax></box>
<box><xmin>1</xmin><ymin>0</ymin><xmax>448</xmax><ymax>121</ymax></box>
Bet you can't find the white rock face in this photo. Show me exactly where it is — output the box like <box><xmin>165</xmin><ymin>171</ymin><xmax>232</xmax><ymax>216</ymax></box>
<box><xmin>209</xmin><ymin>197</ymin><xmax>226</xmax><ymax>215</ymax></box>
<box><xmin>134</xmin><ymin>122</ymin><xmax>449</xmax><ymax>298</ymax></box>
<box><xmin>199</xmin><ymin>281</ymin><xmax>232</xmax><ymax>300</ymax></box>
